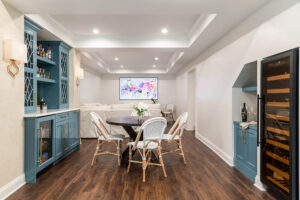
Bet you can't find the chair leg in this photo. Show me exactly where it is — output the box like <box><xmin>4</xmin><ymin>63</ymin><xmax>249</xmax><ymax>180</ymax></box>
<box><xmin>179</xmin><ymin>139</ymin><xmax>186</xmax><ymax>164</ymax></box>
<box><xmin>127</xmin><ymin>146</ymin><xmax>132</xmax><ymax>173</ymax></box>
<box><xmin>117</xmin><ymin>141</ymin><xmax>121</xmax><ymax>166</ymax></box>
<box><xmin>142</xmin><ymin>148</ymin><xmax>146</xmax><ymax>182</ymax></box>
<box><xmin>158</xmin><ymin>144</ymin><xmax>167</xmax><ymax>178</ymax></box>
<box><xmin>91</xmin><ymin>140</ymin><xmax>101</xmax><ymax>166</ymax></box>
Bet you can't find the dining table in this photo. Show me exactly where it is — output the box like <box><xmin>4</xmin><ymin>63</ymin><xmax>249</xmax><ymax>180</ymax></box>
<box><xmin>106</xmin><ymin>116</ymin><xmax>158</xmax><ymax>166</ymax></box>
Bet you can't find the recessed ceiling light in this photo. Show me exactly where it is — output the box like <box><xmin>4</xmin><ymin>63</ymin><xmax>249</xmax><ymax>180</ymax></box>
<box><xmin>154</xmin><ymin>57</ymin><xmax>159</xmax><ymax>61</ymax></box>
<box><xmin>161</xmin><ymin>28</ymin><xmax>168</xmax><ymax>34</ymax></box>
<box><xmin>114</xmin><ymin>57</ymin><xmax>119</xmax><ymax>61</ymax></box>
<box><xmin>93</xmin><ymin>28</ymin><xmax>100</xmax><ymax>34</ymax></box>
<box><xmin>152</xmin><ymin>65</ymin><xmax>156</xmax><ymax>68</ymax></box>
<box><xmin>120</xmin><ymin>65</ymin><xmax>124</xmax><ymax>68</ymax></box>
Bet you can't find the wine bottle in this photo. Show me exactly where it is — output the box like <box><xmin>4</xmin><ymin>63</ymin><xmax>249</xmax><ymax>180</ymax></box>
<box><xmin>241</xmin><ymin>103</ymin><xmax>247</xmax><ymax>122</ymax></box>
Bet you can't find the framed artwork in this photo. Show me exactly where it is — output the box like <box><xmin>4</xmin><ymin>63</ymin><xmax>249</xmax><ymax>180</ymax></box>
<box><xmin>119</xmin><ymin>77</ymin><xmax>158</xmax><ymax>100</ymax></box>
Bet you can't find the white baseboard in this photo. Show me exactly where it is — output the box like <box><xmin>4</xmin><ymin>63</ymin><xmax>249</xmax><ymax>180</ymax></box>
<box><xmin>254</xmin><ymin>175</ymin><xmax>266</xmax><ymax>191</ymax></box>
<box><xmin>0</xmin><ymin>174</ymin><xmax>25</xmax><ymax>200</ymax></box>
<box><xmin>195</xmin><ymin>131</ymin><xmax>234</xmax><ymax>167</ymax></box>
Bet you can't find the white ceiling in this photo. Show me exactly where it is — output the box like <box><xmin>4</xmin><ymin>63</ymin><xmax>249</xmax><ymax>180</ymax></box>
<box><xmin>6</xmin><ymin>0</ymin><xmax>272</xmax><ymax>74</ymax></box>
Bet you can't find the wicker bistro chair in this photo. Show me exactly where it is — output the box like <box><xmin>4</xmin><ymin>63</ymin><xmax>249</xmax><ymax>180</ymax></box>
<box><xmin>130</xmin><ymin>110</ymin><xmax>151</xmax><ymax>132</ymax></box>
<box><xmin>90</xmin><ymin>112</ymin><xmax>125</xmax><ymax>166</ymax></box>
<box><xmin>127</xmin><ymin>117</ymin><xmax>167</xmax><ymax>182</ymax></box>
<box><xmin>162</xmin><ymin>103</ymin><xmax>175</xmax><ymax>123</ymax></box>
<box><xmin>161</xmin><ymin>112</ymin><xmax>188</xmax><ymax>164</ymax></box>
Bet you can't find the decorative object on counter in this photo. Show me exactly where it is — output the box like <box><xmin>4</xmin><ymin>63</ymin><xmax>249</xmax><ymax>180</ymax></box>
<box><xmin>76</xmin><ymin>68</ymin><xmax>84</xmax><ymax>86</ymax></box>
<box><xmin>241</xmin><ymin>103</ymin><xmax>247</xmax><ymax>122</ymax></box>
<box><xmin>3</xmin><ymin>39</ymin><xmax>27</xmax><ymax>78</ymax></box>
<box><xmin>40</xmin><ymin>98</ymin><xmax>45</xmax><ymax>110</ymax></box>
<box><xmin>151</xmin><ymin>98</ymin><xmax>158</xmax><ymax>104</ymax></box>
<box><xmin>134</xmin><ymin>102</ymin><xmax>148</xmax><ymax>123</ymax></box>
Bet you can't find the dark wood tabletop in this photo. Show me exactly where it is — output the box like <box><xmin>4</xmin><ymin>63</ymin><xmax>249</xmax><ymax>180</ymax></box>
<box><xmin>106</xmin><ymin>116</ymin><xmax>154</xmax><ymax>126</ymax></box>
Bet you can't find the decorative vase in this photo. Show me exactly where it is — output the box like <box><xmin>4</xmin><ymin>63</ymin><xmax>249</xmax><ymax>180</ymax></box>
<box><xmin>138</xmin><ymin>113</ymin><xmax>145</xmax><ymax>123</ymax></box>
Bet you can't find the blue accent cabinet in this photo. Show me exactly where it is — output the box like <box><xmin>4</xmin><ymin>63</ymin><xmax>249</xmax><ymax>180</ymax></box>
<box><xmin>24</xmin><ymin>19</ymin><xmax>71</xmax><ymax>113</ymax></box>
<box><xmin>25</xmin><ymin>110</ymin><xmax>80</xmax><ymax>183</ymax></box>
<box><xmin>233</xmin><ymin>121</ymin><xmax>257</xmax><ymax>182</ymax></box>
<box><xmin>24</xmin><ymin>19</ymin><xmax>41</xmax><ymax>113</ymax></box>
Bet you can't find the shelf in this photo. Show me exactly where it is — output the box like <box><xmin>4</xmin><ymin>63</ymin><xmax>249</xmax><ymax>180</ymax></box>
<box><xmin>266</xmin><ymin>114</ymin><xmax>290</xmax><ymax>122</ymax></box>
<box><xmin>242</xmin><ymin>86</ymin><xmax>257</xmax><ymax>92</ymax></box>
<box><xmin>267</xmin><ymin>74</ymin><xmax>290</xmax><ymax>81</ymax></box>
<box><xmin>266</xmin><ymin>163</ymin><xmax>290</xmax><ymax>180</ymax></box>
<box><xmin>37</xmin><ymin>77</ymin><xmax>56</xmax><ymax>84</ymax></box>
<box><xmin>266</xmin><ymin>102</ymin><xmax>290</xmax><ymax>107</ymax></box>
<box><xmin>266</xmin><ymin>139</ymin><xmax>290</xmax><ymax>151</ymax></box>
<box><xmin>37</xmin><ymin>56</ymin><xmax>56</xmax><ymax>66</ymax></box>
<box><xmin>266</xmin><ymin>126</ymin><xmax>289</xmax><ymax>136</ymax></box>
<box><xmin>267</xmin><ymin>88</ymin><xmax>290</xmax><ymax>94</ymax></box>
<box><xmin>266</xmin><ymin>151</ymin><xmax>289</xmax><ymax>165</ymax></box>
<box><xmin>266</xmin><ymin>176</ymin><xmax>289</xmax><ymax>193</ymax></box>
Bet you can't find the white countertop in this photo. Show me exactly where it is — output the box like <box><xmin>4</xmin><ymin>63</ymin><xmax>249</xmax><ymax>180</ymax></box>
<box><xmin>24</xmin><ymin>108</ymin><xmax>80</xmax><ymax>118</ymax></box>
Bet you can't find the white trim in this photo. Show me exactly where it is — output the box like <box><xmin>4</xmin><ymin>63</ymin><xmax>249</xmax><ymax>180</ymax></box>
<box><xmin>254</xmin><ymin>175</ymin><xmax>266</xmax><ymax>191</ymax></box>
<box><xmin>195</xmin><ymin>131</ymin><xmax>234</xmax><ymax>167</ymax></box>
<box><xmin>0</xmin><ymin>174</ymin><xmax>25</xmax><ymax>200</ymax></box>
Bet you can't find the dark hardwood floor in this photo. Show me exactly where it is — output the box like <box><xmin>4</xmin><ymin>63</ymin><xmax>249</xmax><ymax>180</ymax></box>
<box><xmin>8</xmin><ymin>130</ymin><xmax>275</xmax><ymax>200</ymax></box>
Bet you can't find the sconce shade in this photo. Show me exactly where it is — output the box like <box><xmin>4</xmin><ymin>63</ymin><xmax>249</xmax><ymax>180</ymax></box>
<box><xmin>79</xmin><ymin>68</ymin><xmax>84</xmax><ymax>79</ymax></box>
<box><xmin>3</xmin><ymin>39</ymin><xmax>27</xmax><ymax>64</ymax></box>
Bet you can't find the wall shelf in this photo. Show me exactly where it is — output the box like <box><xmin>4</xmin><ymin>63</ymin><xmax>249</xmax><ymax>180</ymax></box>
<box><xmin>37</xmin><ymin>56</ymin><xmax>56</xmax><ymax>66</ymax></box>
<box><xmin>37</xmin><ymin>77</ymin><xmax>56</xmax><ymax>84</ymax></box>
<box><xmin>242</xmin><ymin>86</ymin><xmax>257</xmax><ymax>92</ymax></box>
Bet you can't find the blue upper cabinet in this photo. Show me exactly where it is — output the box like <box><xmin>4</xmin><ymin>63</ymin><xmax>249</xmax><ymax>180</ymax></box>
<box><xmin>24</xmin><ymin>19</ymin><xmax>41</xmax><ymax>114</ymax></box>
<box><xmin>59</xmin><ymin>43</ymin><xmax>71</xmax><ymax>109</ymax></box>
<box><xmin>36</xmin><ymin>41</ymin><xmax>71</xmax><ymax>109</ymax></box>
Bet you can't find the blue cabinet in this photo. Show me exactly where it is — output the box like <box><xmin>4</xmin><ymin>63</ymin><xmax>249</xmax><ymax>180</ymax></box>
<box><xmin>24</xmin><ymin>19</ymin><xmax>41</xmax><ymax>113</ymax></box>
<box><xmin>233</xmin><ymin>121</ymin><xmax>257</xmax><ymax>182</ymax></box>
<box><xmin>25</xmin><ymin>110</ymin><xmax>80</xmax><ymax>183</ymax></box>
<box><xmin>24</xmin><ymin>19</ymin><xmax>71</xmax><ymax>113</ymax></box>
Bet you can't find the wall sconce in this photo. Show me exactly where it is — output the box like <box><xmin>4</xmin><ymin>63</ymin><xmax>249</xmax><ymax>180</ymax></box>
<box><xmin>3</xmin><ymin>39</ymin><xmax>27</xmax><ymax>78</ymax></box>
<box><xmin>76</xmin><ymin>68</ymin><xmax>84</xmax><ymax>86</ymax></box>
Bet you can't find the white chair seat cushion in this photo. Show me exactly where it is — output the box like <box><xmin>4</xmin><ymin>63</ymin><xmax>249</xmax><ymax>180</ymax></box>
<box><xmin>127</xmin><ymin>141</ymin><xmax>159</xmax><ymax>149</ymax></box>
<box><xmin>162</xmin><ymin>134</ymin><xmax>179</xmax><ymax>140</ymax></box>
<box><xmin>98</xmin><ymin>134</ymin><xmax>125</xmax><ymax>141</ymax></box>
<box><xmin>163</xmin><ymin>111</ymin><xmax>171</xmax><ymax>114</ymax></box>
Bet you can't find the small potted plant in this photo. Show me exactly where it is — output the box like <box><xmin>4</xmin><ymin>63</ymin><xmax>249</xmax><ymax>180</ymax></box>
<box><xmin>135</xmin><ymin>102</ymin><xmax>148</xmax><ymax>123</ymax></box>
<box><xmin>151</xmin><ymin>98</ymin><xmax>158</xmax><ymax>104</ymax></box>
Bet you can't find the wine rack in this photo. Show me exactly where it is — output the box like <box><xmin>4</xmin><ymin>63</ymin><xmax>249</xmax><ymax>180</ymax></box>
<box><xmin>260</xmin><ymin>48</ymin><xmax>298</xmax><ymax>200</ymax></box>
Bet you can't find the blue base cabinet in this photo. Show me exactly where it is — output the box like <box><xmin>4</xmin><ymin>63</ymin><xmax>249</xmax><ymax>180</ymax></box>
<box><xmin>233</xmin><ymin>121</ymin><xmax>257</xmax><ymax>183</ymax></box>
<box><xmin>25</xmin><ymin>110</ymin><xmax>80</xmax><ymax>183</ymax></box>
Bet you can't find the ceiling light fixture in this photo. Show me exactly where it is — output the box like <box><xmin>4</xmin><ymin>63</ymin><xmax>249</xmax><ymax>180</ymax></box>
<box><xmin>154</xmin><ymin>57</ymin><xmax>159</xmax><ymax>61</ymax></box>
<box><xmin>114</xmin><ymin>57</ymin><xmax>119</xmax><ymax>61</ymax></box>
<box><xmin>161</xmin><ymin>28</ymin><xmax>168</xmax><ymax>34</ymax></box>
<box><xmin>152</xmin><ymin>65</ymin><xmax>156</xmax><ymax>68</ymax></box>
<box><xmin>120</xmin><ymin>65</ymin><xmax>124</xmax><ymax>68</ymax></box>
<box><xmin>93</xmin><ymin>28</ymin><xmax>100</xmax><ymax>34</ymax></box>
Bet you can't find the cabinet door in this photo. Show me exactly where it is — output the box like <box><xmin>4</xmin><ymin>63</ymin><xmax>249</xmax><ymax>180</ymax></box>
<box><xmin>246</xmin><ymin>129</ymin><xmax>257</xmax><ymax>171</ymax></box>
<box><xmin>62</xmin><ymin>121</ymin><xmax>70</xmax><ymax>152</ymax></box>
<box><xmin>69</xmin><ymin>112</ymin><xmax>80</xmax><ymax>148</ymax></box>
<box><xmin>24</xmin><ymin>27</ymin><xmax>37</xmax><ymax>113</ymax></box>
<box><xmin>236</xmin><ymin>126</ymin><xmax>246</xmax><ymax>161</ymax></box>
<box><xmin>36</xmin><ymin>115</ymin><xmax>55</xmax><ymax>172</ymax></box>
<box><xmin>55</xmin><ymin>123</ymin><xmax>63</xmax><ymax>159</ymax></box>
<box><xmin>59</xmin><ymin>47</ymin><xmax>69</xmax><ymax>109</ymax></box>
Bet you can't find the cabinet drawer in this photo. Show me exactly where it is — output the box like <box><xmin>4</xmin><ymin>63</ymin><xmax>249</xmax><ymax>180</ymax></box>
<box><xmin>56</xmin><ymin>112</ymin><xmax>69</xmax><ymax>122</ymax></box>
<box><xmin>69</xmin><ymin>111</ymin><xmax>79</xmax><ymax>119</ymax></box>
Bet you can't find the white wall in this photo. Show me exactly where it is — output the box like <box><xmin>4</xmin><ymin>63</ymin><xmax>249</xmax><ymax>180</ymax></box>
<box><xmin>176</xmin><ymin>1</ymin><xmax>300</xmax><ymax>169</ymax></box>
<box><xmin>81</xmin><ymin>74</ymin><xmax>176</xmax><ymax>109</ymax></box>
<box><xmin>0</xmin><ymin>1</ymin><xmax>24</xmax><ymax>191</ymax></box>
<box><xmin>80</xmin><ymin>69</ymin><xmax>102</xmax><ymax>103</ymax></box>
<box><xmin>186</xmin><ymin>70</ymin><xmax>196</xmax><ymax>130</ymax></box>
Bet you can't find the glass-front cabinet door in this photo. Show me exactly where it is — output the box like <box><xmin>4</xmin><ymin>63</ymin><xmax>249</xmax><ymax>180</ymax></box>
<box><xmin>36</xmin><ymin>115</ymin><xmax>55</xmax><ymax>172</ymax></box>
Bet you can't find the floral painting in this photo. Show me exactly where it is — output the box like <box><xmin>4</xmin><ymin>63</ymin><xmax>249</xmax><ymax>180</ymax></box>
<box><xmin>120</xmin><ymin>78</ymin><xmax>158</xmax><ymax>100</ymax></box>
